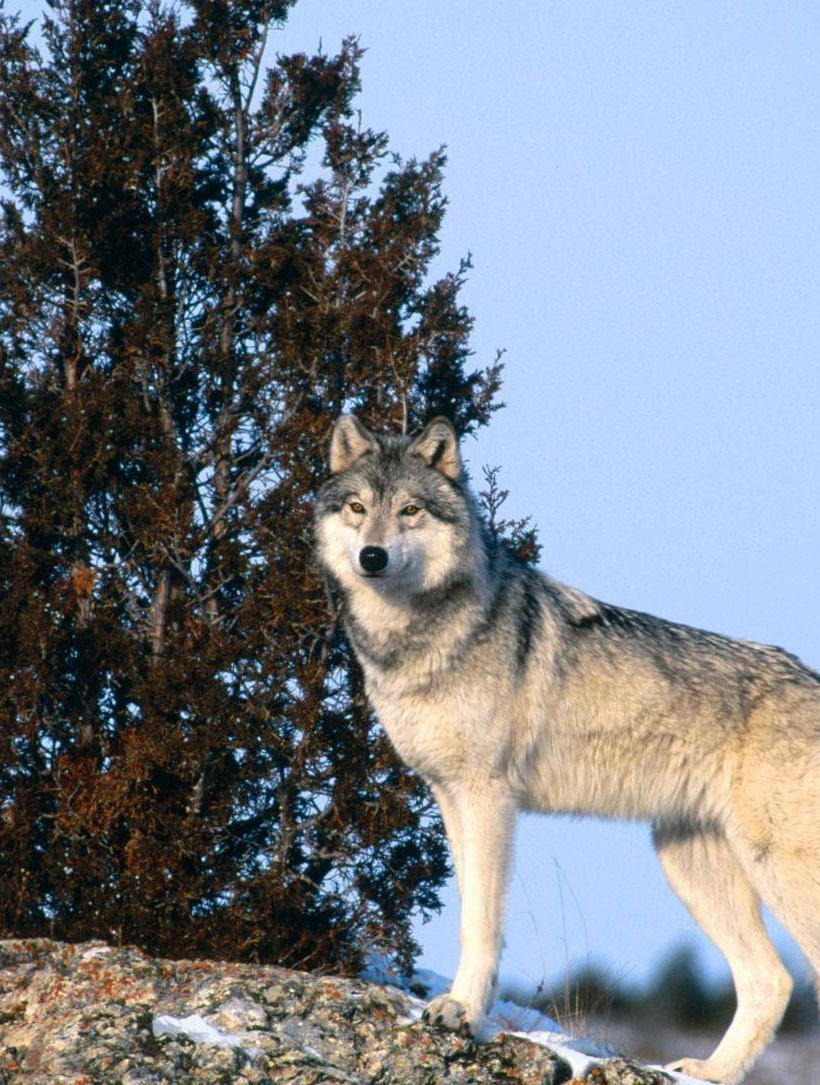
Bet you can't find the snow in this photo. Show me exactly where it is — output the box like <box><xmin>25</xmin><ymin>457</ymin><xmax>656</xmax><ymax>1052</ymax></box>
<box><xmin>362</xmin><ymin>952</ymin><xmax>710</xmax><ymax>1084</ymax></box>
<box><xmin>152</xmin><ymin>1013</ymin><xmax>263</xmax><ymax>1062</ymax></box>
<box><xmin>148</xmin><ymin>953</ymin><xmax>705</xmax><ymax>1083</ymax></box>
<box><xmin>80</xmin><ymin>945</ymin><xmax>113</xmax><ymax>960</ymax></box>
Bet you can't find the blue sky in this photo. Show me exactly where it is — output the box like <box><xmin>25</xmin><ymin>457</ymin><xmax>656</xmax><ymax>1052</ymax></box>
<box><xmin>14</xmin><ymin>0</ymin><xmax>820</xmax><ymax>992</ymax></box>
<box><xmin>273</xmin><ymin>0</ymin><xmax>820</xmax><ymax>990</ymax></box>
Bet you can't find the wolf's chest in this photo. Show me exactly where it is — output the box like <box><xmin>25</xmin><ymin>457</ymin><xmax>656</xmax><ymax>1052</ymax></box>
<box><xmin>364</xmin><ymin>668</ymin><xmax>496</xmax><ymax>782</ymax></box>
<box><xmin>365</xmin><ymin>677</ymin><xmax>460</xmax><ymax>777</ymax></box>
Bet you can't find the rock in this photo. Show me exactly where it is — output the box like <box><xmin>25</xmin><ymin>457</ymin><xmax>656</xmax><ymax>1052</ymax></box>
<box><xmin>577</xmin><ymin>1059</ymin><xmax>674</xmax><ymax>1084</ymax></box>
<box><xmin>0</xmin><ymin>939</ymin><xmax>671</xmax><ymax>1084</ymax></box>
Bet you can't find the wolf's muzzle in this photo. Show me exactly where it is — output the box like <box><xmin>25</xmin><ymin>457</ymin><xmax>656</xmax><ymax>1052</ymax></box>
<box><xmin>359</xmin><ymin>546</ymin><xmax>389</xmax><ymax>574</ymax></box>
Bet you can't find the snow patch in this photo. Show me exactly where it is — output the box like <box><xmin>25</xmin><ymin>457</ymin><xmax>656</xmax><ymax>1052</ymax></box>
<box><xmin>361</xmin><ymin>951</ymin><xmax>709</xmax><ymax>1083</ymax></box>
<box><xmin>80</xmin><ymin>945</ymin><xmax>113</xmax><ymax>960</ymax></box>
<box><xmin>152</xmin><ymin>1013</ymin><xmax>263</xmax><ymax>1062</ymax></box>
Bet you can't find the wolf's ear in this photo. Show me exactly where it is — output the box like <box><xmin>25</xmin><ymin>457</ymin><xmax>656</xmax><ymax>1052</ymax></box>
<box><xmin>329</xmin><ymin>414</ymin><xmax>377</xmax><ymax>474</ymax></box>
<box><xmin>408</xmin><ymin>417</ymin><xmax>462</xmax><ymax>480</ymax></box>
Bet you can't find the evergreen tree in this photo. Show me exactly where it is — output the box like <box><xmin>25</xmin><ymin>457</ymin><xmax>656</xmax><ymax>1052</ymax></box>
<box><xmin>0</xmin><ymin>0</ymin><xmax>508</xmax><ymax>970</ymax></box>
<box><xmin>643</xmin><ymin>946</ymin><xmax>723</xmax><ymax>1028</ymax></box>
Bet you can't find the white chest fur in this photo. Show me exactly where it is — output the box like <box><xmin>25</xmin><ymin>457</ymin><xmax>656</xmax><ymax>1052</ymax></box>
<box><xmin>364</xmin><ymin>660</ymin><xmax>510</xmax><ymax>787</ymax></box>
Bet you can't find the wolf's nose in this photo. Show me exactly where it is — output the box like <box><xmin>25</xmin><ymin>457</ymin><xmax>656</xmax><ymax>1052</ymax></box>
<box><xmin>359</xmin><ymin>546</ymin><xmax>388</xmax><ymax>574</ymax></box>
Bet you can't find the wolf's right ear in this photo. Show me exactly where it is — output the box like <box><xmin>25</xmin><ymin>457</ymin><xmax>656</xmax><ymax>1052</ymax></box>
<box><xmin>329</xmin><ymin>414</ymin><xmax>378</xmax><ymax>474</ymax></box>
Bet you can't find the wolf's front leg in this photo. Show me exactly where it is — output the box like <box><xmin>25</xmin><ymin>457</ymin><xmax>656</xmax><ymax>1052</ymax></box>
<box><xmin>430</xmin><ymin>782</ymin><xmax>465</xmax><ymax>894</ymax></box>
<box><xmin>423</xmin><ymin>783</ymin><xmax>516</xmax><ymax>1038</ymax></box>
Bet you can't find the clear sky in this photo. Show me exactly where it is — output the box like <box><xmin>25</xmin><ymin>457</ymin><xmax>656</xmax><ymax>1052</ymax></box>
<box><xmin>15</xmin><ymin>0</ymin><xmax>820</xmax><ymax>993</ymax></box>
<box><xmin>272</xmin><ymin>0</ymin><xmax>820</xmax><ymax>992</ymax></box>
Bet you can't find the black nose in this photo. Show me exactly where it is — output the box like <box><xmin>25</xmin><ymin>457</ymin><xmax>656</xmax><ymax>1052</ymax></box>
<box><xmin>359</xmin><ymin>546</ymin><xmax>388</xmax><ymax>574</ymax></box>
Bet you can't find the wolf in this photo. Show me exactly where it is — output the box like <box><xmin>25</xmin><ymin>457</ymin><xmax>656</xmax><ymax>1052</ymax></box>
<box><xmin>314</xmin><ymin>413</ymin><xmax>820</xmax><ymax>1084</ymax></box>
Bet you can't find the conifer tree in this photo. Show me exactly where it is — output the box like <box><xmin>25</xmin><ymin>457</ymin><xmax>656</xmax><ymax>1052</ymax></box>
<box><xmin>0</xmin><ymin>0</ymin><xmax>508</xmax><ymax>969</ymax></box>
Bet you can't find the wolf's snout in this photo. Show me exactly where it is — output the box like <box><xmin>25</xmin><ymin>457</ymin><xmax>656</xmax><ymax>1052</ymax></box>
<box><xmin>359</xmin><ymin>546</ymin><xmax>388</xmax><ymax>574</ymax></box>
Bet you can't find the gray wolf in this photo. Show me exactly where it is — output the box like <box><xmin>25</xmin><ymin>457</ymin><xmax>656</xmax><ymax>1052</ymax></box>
<box><xmin>314</xmin><ymin>414</ymin><xmax>820</xmax><ymax>1084</ymax></box>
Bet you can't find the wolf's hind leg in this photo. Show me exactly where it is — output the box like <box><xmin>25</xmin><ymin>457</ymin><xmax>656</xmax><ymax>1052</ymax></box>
<box><xmin>732</xmin><ymin>823</ymin><xmax>820</xmax><ymax>1021</ymax></box>
<box><xmin>653</xmin><ymin>822</ymin><xmax>792</xmax><ymax>1085</ymax></box>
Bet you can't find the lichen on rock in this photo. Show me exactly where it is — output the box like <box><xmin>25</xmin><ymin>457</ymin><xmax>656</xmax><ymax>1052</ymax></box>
<box><xmin>0</xmin><ymin>939</ymin><xmax>671</xmax><ymax>1084</ymax></box>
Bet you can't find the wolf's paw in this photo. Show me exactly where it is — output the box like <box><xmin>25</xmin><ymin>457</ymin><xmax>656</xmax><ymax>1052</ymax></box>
<box><xmin>665</xmin><ymin>1056</ymin><xmax>734</xmax><ymax>1083</ymax></box>
<box><xmin>421</xmin><ymin>994</ymin><xmax>479</xmax><ymax>1038</ymax></box>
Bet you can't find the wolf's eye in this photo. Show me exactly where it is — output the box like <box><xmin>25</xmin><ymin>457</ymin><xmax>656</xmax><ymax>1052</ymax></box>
<box><xmin>348</xmin><ymin>501</ymin><xmax>365</xmax><ymax>514</ymax></box>
<box><xmin>401</xmin><ymin>504</ymin><xmax>421</xmax><ymax>517</ymax></box>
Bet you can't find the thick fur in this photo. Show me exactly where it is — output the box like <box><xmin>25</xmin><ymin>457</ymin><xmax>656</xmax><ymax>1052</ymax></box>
<box><xmin>314</xmin><ymin>415</ymin><xmax>820</xmax><ymax>1084</ymax></box>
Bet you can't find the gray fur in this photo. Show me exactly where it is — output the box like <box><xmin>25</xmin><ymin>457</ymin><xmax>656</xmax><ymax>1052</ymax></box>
<box><xmin>314</xmin><ymin>415</ymin><xmax>820</xmax><ymax>1084</ymax></box>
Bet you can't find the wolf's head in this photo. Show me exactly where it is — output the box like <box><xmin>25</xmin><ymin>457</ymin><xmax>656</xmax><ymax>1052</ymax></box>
<box><xmin>315</xmin><ymin>415</ymin><xmax>479</xmax><ymax>595</ymax></box>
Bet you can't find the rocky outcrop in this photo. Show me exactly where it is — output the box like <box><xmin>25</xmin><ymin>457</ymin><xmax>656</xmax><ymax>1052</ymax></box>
<box><xmin>0</xmin><ymin>939</ymin><xmax>670</xmax><ymax>1084</ymax></box>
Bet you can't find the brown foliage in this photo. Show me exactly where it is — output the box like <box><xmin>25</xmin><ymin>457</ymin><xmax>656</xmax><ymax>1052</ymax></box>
<box><xmin>0</xmin><ymin>0</ymin><xmax>510</xmax><ymax>972</ymax></box>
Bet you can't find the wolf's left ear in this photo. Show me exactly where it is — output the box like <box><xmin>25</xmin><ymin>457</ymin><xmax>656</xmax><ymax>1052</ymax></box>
<box><xmin>408</xmin><ymin>417</ymin><xmax>462</xmax><ymax>480</ymax></box>
<box><xmin>329</xmin><ymin>414</ymin><xmax>378</xmax><ymax>474</ymax></box>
